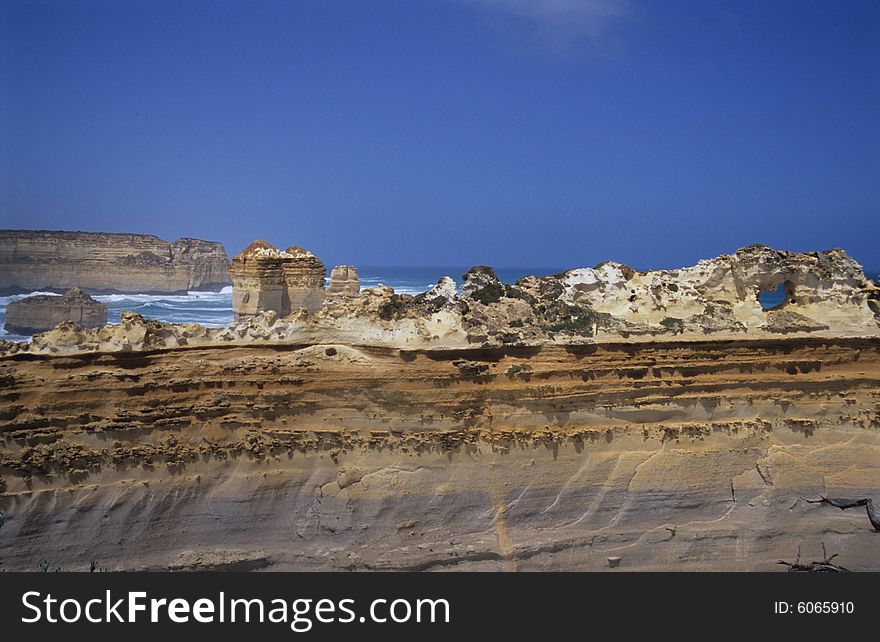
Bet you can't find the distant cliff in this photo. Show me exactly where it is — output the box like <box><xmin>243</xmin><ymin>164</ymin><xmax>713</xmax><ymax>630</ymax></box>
<box><xmin>0</xmin><ymin>230</ymin><xmax>230</xmax><ymax>295</ymax></box>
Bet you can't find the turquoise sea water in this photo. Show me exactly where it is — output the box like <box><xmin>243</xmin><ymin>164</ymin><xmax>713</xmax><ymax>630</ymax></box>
<box><xmin>1</xmin><ymin>267</ymin><xmax>877</xmax><ymax>343</ymax></box>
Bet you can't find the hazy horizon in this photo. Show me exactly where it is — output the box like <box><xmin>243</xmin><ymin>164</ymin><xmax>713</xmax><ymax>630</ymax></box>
<box><xmin>2</xmin><ymin>1</ymin><xmax>878</xmax><ymax>271</ymax></box>
<box><xmin>2</xmin><ymin>225</ymin><xmax>879</xmax><ymax>275</ymax></box>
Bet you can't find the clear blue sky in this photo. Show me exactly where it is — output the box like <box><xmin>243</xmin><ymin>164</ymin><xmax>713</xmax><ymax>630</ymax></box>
<box><xmin>1</xmin><ymin>0</ymin><xmax>878</xmax><ymax>270</ymax></box>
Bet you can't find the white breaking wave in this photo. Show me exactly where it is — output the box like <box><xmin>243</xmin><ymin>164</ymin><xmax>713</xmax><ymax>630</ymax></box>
<box><xmin>0</xmin><ymin>291</ymin><xmax>61</xmax><ymax>306</ymax></box>
<box><xmin>0</xmin><ymin>288</ymin><xmax>235</xmax><ymax>343</ymax></box>
<box><xmin>95</xmin><ymin>290</ymin><xmax>233</xmax><ymax>305</ymax></box>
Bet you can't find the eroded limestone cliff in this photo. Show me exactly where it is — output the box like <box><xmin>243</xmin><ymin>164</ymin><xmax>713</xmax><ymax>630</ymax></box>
<box><xmin>0</xmin><ymin>245</ymin><xmax>878</xmax><ymax>571</ymax></box>
<box><xmin>0</xmin><ymin>230</ymin><xmax>231</xmax><ymax>295</ymax></box>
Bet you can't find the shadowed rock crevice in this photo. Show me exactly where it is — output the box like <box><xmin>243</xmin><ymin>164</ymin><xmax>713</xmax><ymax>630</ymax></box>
<box><xmin>805</xmin><ymin>496</ymin><xmax>880</xmax><ymax>531</ymax></box>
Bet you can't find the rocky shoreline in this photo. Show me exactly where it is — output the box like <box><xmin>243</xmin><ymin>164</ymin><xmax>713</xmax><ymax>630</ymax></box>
<box><xmin>4</xmin><ymin>288</ymin><xmax>106</xmax><ymax>335</ymax></box>
<box><xmin>2</xmin><ymin>244</ymin><xmax>878</xmax><ymax>356</ymax></box>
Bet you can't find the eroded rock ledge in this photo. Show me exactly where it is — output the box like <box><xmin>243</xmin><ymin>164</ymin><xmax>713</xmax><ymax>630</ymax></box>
<box><xmin>3</xmin><ymin>244</ymin><xmax>877</xmax><ymax>356</ymax></box>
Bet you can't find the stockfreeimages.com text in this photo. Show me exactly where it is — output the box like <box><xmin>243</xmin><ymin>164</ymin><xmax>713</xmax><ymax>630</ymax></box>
<box><xmin>22</xmin><ymin>591</ymin><xmax>451</xmax><ymax>631</ymax></box>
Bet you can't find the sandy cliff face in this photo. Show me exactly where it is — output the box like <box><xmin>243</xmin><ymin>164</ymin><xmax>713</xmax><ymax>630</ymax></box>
<box><xmin>0</xmin><ymin>230</ymin><xmax>230</xmax><ymax>295</ymax></box>
<box><xmin>0</xmin><ymin>339</ymin><xmax>878</xmax><ymax>571</ymax></box>
<box><xmin>169</xmin><ymin>237</ymin><xmax>232</xmax><ymax>291</ymax></box>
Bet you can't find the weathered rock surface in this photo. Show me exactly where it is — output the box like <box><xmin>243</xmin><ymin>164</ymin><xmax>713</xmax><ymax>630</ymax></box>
<box><xmin>456</xmin><ymin>245</ymin><xmax>880</xmax><ymax>344</ymax></box>
<box><xmin>229</xmin><ymin>241</ymin><xmax>326</xmax><ymax>321</ymax></box>
<box><xmin>0</xmin><ymin>230</ymin><xmax>230</xmax><ymax>295</ymax></box>
<box><xmin>4</xmin><ymin>288</ymin><xmax>107</xmax><ymax>335</ymax></box>
<box><xmin>0</xmin><ymin>338</ymin><xmax>878</xmax><ymax>571</ymax></box>
<box><xmin>326</xmin><ymin>265</ymin><xmax>360</xmax><ymax>298</ymax></box>
<box><xmin>424</xmin><ymin>276</ymin><xmax>457</xmax><ymax>303</ymax></box>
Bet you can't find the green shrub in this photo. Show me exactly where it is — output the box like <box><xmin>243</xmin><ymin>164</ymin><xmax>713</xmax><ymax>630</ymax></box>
<box><xmin>659</xmin><ymin>317</ymin><xmax>685</xmax><ymax>334</ymax></box>
<box><xmin>506</xmin><ymin>364</ymin><xmax>533</xmax><ymax>378</ymax></box>
<box><xmin>471</xmin><ymin>282</ymin><xmax>505</xmax><ymax>305</ymax></box>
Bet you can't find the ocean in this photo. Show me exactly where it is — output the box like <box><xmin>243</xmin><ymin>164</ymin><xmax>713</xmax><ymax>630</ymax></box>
<box><xmin>1</xmin><ymin>266</ymin><xmax>877</xmax><ymax>344</ymax></box>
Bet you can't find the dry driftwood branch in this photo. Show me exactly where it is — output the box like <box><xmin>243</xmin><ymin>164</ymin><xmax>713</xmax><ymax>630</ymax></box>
<box><xmin>804</xmin><ymin>496</ymin><xmax>880</xmax><ymax>531</ymax></box>
<box><xmin>778</xmin><ymin>543</ymin><xmax>849</xmax><ymax>572</ymax></box>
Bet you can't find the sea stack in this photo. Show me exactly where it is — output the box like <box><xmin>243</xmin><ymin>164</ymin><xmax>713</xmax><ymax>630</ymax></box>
<box><xmin>229</xmin><ymin>240</ymin><xmax>327</xmax><ymax>321</ymax></box>
<box><xmin>4</xmin><ymin>288</ymin><xmax>107</xmax><ymax>335</ymax></box>
<box><xmin>326</xmin><ymin>265</ymin><xmax>360</xmax><ymax>298</ymax></box>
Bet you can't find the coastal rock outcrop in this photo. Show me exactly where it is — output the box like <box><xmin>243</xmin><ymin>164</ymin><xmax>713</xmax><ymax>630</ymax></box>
<box><xmin>453</xmin><ymin>245</ymin><xmax>880</xmax><ymax>344</ymax></box>
<box><xmin>0</xmin><ymin>230</ymin><xmax>230</xmax><ymax>295</ymax></box>
<box><xmin>169</xmin><ymin>237</ymin><xmax>232</xmax><ymax>291</ymax></box>
<box><xmin>229</xmin><ymin>241</ymin><xmax>326</xmax><ymax>321</ymax></box>
<box><xmin>556</xmin><ymin>245</ymin><xmax>878</xmax><ymax>337</ymax></box>
<box><xmin>4</xmin><ymin>288</ymin><xmax>107</xmax><ymax>335</ymax></box>
<box><xmin>326</xmin><ymin>265</ymin><xmax>360</xmax><ymax>298</ymax></box>
<box><xmin>3</xmin><ymin>245</ymin><xmax>878</xmax><ymax>357</ymax></box>
<box><xmin>24</xmin><ymin>310</ymin><xmax>210</xmax><ymax>354</ymax></box>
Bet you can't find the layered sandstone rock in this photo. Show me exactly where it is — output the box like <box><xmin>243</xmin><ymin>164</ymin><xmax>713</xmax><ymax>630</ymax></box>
<box><xmin>0</xmin><ymin>338</ymin><xmax>878</xmax><ymax>571</ymax></box>
<box><xmin>283</xmin><ymin>246</ymin><xmax>327</xmax><ymax>313</ymax></box>
<box><xmin>169</xmin><ymin>237</ymin><xmax>231</xmax><ymax>291</ymax></box>
<box><xmin>326</xmin><ymin>265</ymin><xmax>360</xmax><ymax>298</ymax></box>
<box><xmin>552</xmin><ymin>244</ymin><xmax>879</xmax><ymax>337</ymax></box>
<box><xmin>0</xmin><ymin>230</ymin><xmax>230</xmax><ymax>294</ymax></box>
<box><xmin>4</xmin><ymin>288</ymin><xmax>107</xmax><ymax>335</ymax></box>
<box><xmin>22</xmin><ymin>311</ymin><xmax>210</xmax><ymax>355</ymax></box>
<box><xmin>229</xmin><ymin>241</ymin><xmax>326</xmax><ymax>321</ymax></box>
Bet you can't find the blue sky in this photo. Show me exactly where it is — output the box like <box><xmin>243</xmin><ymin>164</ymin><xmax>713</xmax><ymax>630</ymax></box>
<box><xmin>1</xmin><ymin>0</ymin><xmax>878</xmax><ymax>270</ymax></box>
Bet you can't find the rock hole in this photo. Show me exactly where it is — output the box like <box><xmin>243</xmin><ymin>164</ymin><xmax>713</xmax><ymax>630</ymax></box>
<box><xmin>324</xmin><ymin>347</ymin><xmax>337</xmax><ymax>356</ymax></box>
<box><xmin>758</xmin><ymin>280</ymin><xmax>795</xmax><ymax>311</ymax></box>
